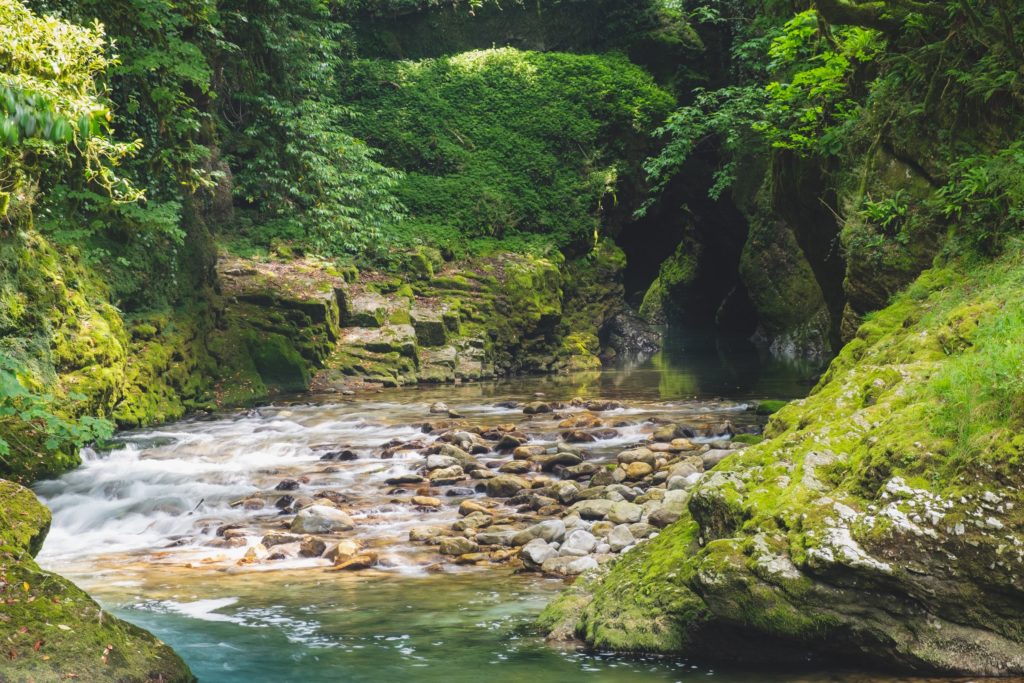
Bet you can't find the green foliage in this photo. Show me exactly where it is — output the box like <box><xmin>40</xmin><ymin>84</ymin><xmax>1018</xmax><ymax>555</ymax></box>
<box><xmin>0</xmin><ymin>0</ymin><xmax>141</xmax><ymax>203</ymax></box>
<box><xmin>861</xmin><ymin>189</ymin><xmax>909</xmax><ymax>231</ymax></box>
<box><xmin>0</xmin><ymin>352</ymin><xmax>113</xmax><ymax>481</ymax></box>
<box><xmin>340</xmin><ymin>47</ymin><xmax>673</xmax><ymax>257</ymax></box>
<box><xmin>219</xmin><ymin>0</ymin><xmax>406</xmax><ymax>257</ymax></box>
<box><xmin>936</xmin><ymin>141</ymin><xmax>1024</xmax><ymax>254</ymax></box>
<box><xmin>756</xmin><ymin>11</ymin><xmax>883</xmax><ymax>153</ymax></box>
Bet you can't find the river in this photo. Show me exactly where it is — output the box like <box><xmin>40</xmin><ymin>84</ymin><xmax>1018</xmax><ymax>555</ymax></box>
<box><xmin>33</xmin><ymin>335</ymin><xmax>945</xmax><ymax>682</ymax></box>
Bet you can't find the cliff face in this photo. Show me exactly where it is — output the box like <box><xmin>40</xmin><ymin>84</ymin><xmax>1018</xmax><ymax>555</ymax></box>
<box><xmin>541</xmin><ymin>243</ymin><xmax>1024</xmax><ymax>675</ymax></box>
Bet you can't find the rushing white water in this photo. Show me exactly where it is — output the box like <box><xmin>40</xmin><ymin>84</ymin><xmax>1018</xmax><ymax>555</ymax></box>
<box><xmin>34</xmin><ymin>391</ymin><xmax>758</xmax><ymax>578</ymax></box>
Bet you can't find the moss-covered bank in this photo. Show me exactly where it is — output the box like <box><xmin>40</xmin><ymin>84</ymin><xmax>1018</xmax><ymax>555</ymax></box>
<box><xmin>542</xmin><ymin>242</ymin><xmax>1024</xmax><ymax>675</ymax></box>
<box><xmin>0</xmin><ymin>481</ymin><xmax>194</xmax><ymax>682</ymax></box>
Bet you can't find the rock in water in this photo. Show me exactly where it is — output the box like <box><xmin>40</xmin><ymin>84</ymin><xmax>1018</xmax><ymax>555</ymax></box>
<box><xmin>485</xmin><ymin>474</ymin><xmax>531</xmax><ymax>497</ymax></box>
<box><xmin>599</xmin><ymin>310</ymin><xmax>660</xmax><ymax>361</ymax></box>
<box><xmin>290</xmin><ymin>505</ymin><xmax>355</xmax><ymax>533</ymax></box>
<box><xmin>559</xmin><ymin>529</ymin><xmax>597</xmax><ymax>556</ymax></box>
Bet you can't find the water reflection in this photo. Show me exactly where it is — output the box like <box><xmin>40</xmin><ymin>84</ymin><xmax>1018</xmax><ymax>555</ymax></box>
<box><xmin>603</xmin><ymin>327</ymin><xmax>825</xmax><ymax>401</ymax></box>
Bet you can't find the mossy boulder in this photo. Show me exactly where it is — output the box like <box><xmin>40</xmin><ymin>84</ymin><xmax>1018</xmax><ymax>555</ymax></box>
<box><xmin>738</xmin><ymin>185</ymin><xmax>833</xmax><ymax>362</ymax></box>
<box><xmin>543</xmin><ymin>244</ymin><xmax>1024</xmax><ymax>675</ymax></box>
<box><xmin>0</xmin><ymin>480</ymin><xmax>194</xmax><ymax>682</ymax></box>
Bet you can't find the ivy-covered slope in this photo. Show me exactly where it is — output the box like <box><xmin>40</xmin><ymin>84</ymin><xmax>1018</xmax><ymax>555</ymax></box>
<box><xmin>542</xmin><ymin>242</ymin><xmax>1024</xmax><ymax>674</ymax></box>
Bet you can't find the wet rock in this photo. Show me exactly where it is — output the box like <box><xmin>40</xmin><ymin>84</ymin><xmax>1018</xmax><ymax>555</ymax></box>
<box><xmin>496</xmin><ymin>434</ymin><xmax>525</xmax><ymax>451</ymax></box>
<box><xmin>274</xmin><ymin>495</ymin><xmax>295</xmax><ymax>510</ymax></box>
<box><xmin>438</xmin><ymin>444</ymin><xmax>482</xmax><ymax>470</ymax></box>
<box><xmin>534</xmin><ymin>452</ymin><xmax>583</xmax><ymax>471</ymax></box>
<box><xmin>514</xmin><ymin>444</ymin><xmax>547</xmax><ymax>460</ymax></box>
<box><xmin>386</xmin><ymin>474</ymin><xmax>426</xmax><ymax>485</ymax></box>
<box><xmin>604</xmin><ymin>484</ymin><xmax>638</xmax><ymax>502</ymax></box>
<box><xmin>549</xmin><ymin>480</ymin><xmax>580</xmax><ymax>505</ymax></box>
<box><xmin>704</xmin><ymin>421</ymin><xmax>735</xmax><ymax>437</ymax></box>
<box><xmin>667</xmin><ymin>457</ymin><xmax>703</xmax><ymax>479</ymax></box>
<box><xmin>427</xmin><ymin>465</ymin><xmax>465</xmax><ymax>485</ymax></box>
<box><xmin>425</xmin><ymin>454</ymin><xmax>460</xmax><ymax>470</ymax></box>
<box><xmin>558</xmin><ymin>413</ymin><xmax>602</xmax><ymax>429</ymax></box>
<box><xmin>560</xmin><ymin>529</ymin><xmax>598</xmax><ymax>556</ymax></box>
<box><xmin>566</xmin><ymin>555</ymin><xmax>599</xmax><ymax>575</ymax></box>
<box><xmin>299</xmin><ymin>535</ymin><xmax>327</xmax><ymax>557</ymax></box>
<box><xmin>591</xmin><ymin>428</ymin><xmax>620</xmax><ymax>440</ymax></box>
<box><xmin>648</xmin><ymin>507</ymin><xmax>682</xmax><ymax>528</ymax></box>
<box><xmin>485</xmin><ymin>474</ymin><xmax>531</xmax><ymax>498</ymax></box>
<box><xmin>530</xmin><ymin>494</ymin><xmax>558</xmax><ymax>510</ymax></box>
<box><xmin>332</xmin><ymin>552</ymin><xmax>378</xmax><ymax>571</ymax></box>
<box><xmin>476</xmin><ymin>529</ymin><xmax>517</xmax><ymax>546</ymax></box>
<box><xmin>652</xmin><ymin>424</ymin><xmax>679</xmax><ymax>442</ymax></box>
<box><xmin>439</xmin><ymin>536</ymin><xmax>479</xmax><ymax>555</ymax></box>
<box><xmin>409</xmin><ymin>526</ymin><xmax>445</xmax><ymax>543</ymax></box>
<box><xmin>668</xmin><ymin>472</ymin><xmax>702</xmax><ymax>490</ymax></box>
<box><xmin>523</xmin><ymin>401</ymin><xmax>552</xmax><ymax>415</ymax></box>
<box><xmin>702</xmin><ymin>449</ymin><xmax>733</xmax><ymax>469</ymax></box>
<box><xmin>262</xmin><ymin>532</ymin><xmax>303</xmax><ymax>548</ymax></box>
<box><xmin>617</xmin><ymin>448</ymin><xmax>656</xmax><ymax>465</ymax></box>
<box><xmin>561</xmin><ymin>430</ymin><xmax>596</xmax><ymax>443</ymax></box>
<box><xmin>240</xmin><ymin>498</ymin><xmax>264</xmax><ymax>510</ymax></box>
<box><xmin>290</xmin><ymin>505</ymin><xmax>355</xmax><ymax>534</ymax></box>
<box><xmin>607</xmin><ymin>501</ymin><xmax>644</xmax><ymax>525</ymax></box>
<box><xmin>445</xmin><ymin>487</ymin><xmax>476</xmax><ymax>497</ymax></box>
<box><xmin>569</xmin><ymin>499</ymin><xmax>613</xmax><ymax>520</ymax></box>
<box><xmin>624</xmin><ymin>461</ymin><xmax>653</xmax><ymax>481</ymax></box>
<box><xmin>458</xmin><ymin>500</ymin><xmax>493</xmax><ymax>516</ymax></box>
<box><xmin>562</xmin><ymin>462</ymin><xmax>598</xmax><ymax>480</ymax></box>
<box><xmin>412</xmin><ymin>495</ymin><xmax>442</xmax><ymax>508</ymax></box>
<box><xmin>628</xmin><ymin>522</ymin><xmax>656</xmax><ymax>539</ymax></box>
<box><xmin>521</xmin><ymin>538</ymin><xmax>559</xmax><ymax>567</ymax></box>
<box><xmin>453</xmin><ymin>511</ymin><xmax>492</xmax><ymax>531</ymax></box>
<box><xmin>268</xmin><ymin>542</ymin><xmax>300</xmax><ymax>561</ymax></box>
<box><xmin>238</xmin><ymin>543</ymin><xmax>269</xmax><ymax>565</ymax></box>
<box><xmin>275</xmin><ymin>479</ymin><xmax>301</xmax><ymax>491</ymax></box>
<box><xmin>429</xmin><ymin>401</ymin><xmax>449</xmax><ymax>414</ymax></box>
<box><xmin>600</xmin><ymin>310</ymin><xmax>660</xmax><ymax>361</ymax></box>
<box><xmin>514</xmin><ymin>519</ymin><xmax>566</xmax><ymax>545</ymax></box>
<box><xmin>583</xmin><ymin>399</ymin><xmax>625</xmax><ymax>412</ymax></box>
<box><xmin>320</xmin><ymin>449</ymin><xmax>359</xmax><ymax>461</ymax></box>
<box><xmin>325</xmin><ymin>539</ymin><xmax>363</xmax><ymax>562</ymax></box>
<box><xmin>608</xmin><ymin>525</ymin><xmax>635</xmax><ymax>552</ymax></box>
<box><xmin>499</xmin><ymin>460</ymin><xmax>533</xmax><ymax>474</ymax></box>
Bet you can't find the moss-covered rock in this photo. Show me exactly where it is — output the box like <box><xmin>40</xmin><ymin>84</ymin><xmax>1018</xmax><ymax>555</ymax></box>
<box><xmin>738</xmin><ymin>183</ymin><xmax>833</xmax><ymax>362</ymax></box>
<box><xmin>543</xmin><ymin>243</ymin><xmax>1024</xmax><ymax>675</ymax></box>
<box><xmin>0</xmin><ymin>480</ymin><xmax>194</xmax><ymax>682</ymax></box>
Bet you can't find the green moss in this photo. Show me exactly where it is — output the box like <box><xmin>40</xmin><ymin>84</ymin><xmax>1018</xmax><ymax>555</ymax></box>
<box><xmin>0</xmin><ymin>481</ymin><xmax>194</xmax><ymax>682</ymax></box>
<box><xmin>754</xmin><ymin>400</ymin><xmax>788</xmax><ymax>416</ymax></box>
<box><xmin>639</xmin><ymin>239</ymin><xmax>698</xmax><ymax>323</ymax></box>
<box><xmin>732</xmin><ymin>433</ymin><xmax>764</xmax><ymax>445</ymax></box>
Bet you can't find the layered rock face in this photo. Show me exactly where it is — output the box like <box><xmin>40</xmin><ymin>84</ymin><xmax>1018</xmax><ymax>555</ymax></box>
<box><xmin>212</xmin><ymin>239</ymin><xmax>633</xmax><ymax>396</ymax></box>
<box><xmin>541</xmin><ymin>246</ymin><xmax>1024</xmax><ymax>675</ymax></box>
<box><xmin>0</xmin><ymin>481</ymin><xmax>194</xmax><ymax>682</ymax></box>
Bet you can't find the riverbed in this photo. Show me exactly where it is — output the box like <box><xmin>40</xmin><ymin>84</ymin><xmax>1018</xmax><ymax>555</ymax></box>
<box><xmin>31</xmin><ymin>337</ymin><xmax>931</xmax><ymax>682</ymax></box>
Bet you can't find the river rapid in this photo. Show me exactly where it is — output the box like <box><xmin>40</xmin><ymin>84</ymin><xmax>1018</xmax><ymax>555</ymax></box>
<box><xmin>32</xmin><ymin>337</ymin><xmax>961</xmax><ymax>682</ymax></box>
